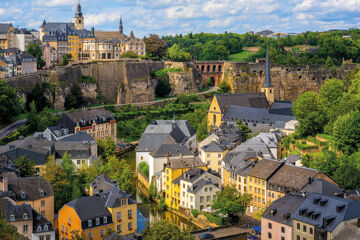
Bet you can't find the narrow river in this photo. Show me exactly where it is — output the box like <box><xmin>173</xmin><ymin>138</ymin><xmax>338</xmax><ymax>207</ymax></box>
<box><xmin>122</xmin><ymin>151</ymin><xmax>200</xmax><ymax>234</ymax></box>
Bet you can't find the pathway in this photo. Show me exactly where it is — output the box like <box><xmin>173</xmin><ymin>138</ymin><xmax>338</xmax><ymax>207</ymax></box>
<box><xmin>0</xmin><ymin>119</ymin><xmax>27</xmax><ymax>139</ymax></box>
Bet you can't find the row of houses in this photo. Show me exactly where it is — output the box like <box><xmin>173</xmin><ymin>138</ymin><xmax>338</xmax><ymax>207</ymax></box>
<box><xmin>0</xmin><ymin>51</ymin><xmax>37</xmax><ymax>78</ymax></box>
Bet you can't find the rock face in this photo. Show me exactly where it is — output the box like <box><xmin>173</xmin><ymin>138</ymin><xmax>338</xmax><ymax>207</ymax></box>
<box><xmin>223</xmin><ymin>62</ymin><xmax>359</xmax><ymax>102</ymax></box>
<box><xmin>165</xmin><ymin>62</ymin><xmax>203</xmax><ymax>96</ymax></box>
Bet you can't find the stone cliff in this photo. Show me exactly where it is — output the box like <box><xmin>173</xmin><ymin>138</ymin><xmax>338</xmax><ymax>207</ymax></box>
<box><xmin>223</xmin><ymin>62</ymin><xmax>359</xmax><ymax>102</ymax></box>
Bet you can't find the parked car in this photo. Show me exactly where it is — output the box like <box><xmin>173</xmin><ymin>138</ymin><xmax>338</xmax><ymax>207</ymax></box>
<box><xmin>199</xmin><ymin>233</ymin><xmax>215</xmax><ymax>239</ymax></box>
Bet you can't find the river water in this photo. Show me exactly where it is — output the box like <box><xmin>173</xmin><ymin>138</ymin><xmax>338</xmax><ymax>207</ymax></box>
<box><xmin>122</xmin><ymin>151</ymin><xmax>200</xmax><ymax>234</ymax></box>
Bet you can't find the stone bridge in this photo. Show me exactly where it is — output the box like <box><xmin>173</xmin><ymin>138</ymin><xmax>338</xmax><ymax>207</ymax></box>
<box><xmin>194</xmin><ymin>61</ymin><xmax>224</xmax><ymax>87</ymax></box>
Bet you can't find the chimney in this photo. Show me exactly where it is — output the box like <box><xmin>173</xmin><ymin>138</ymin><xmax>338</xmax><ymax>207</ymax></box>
<box><xmin>307</xmin><ymin>176</ymin><xmax>313</xmax><ymax>184</ymax></box>
<box><xmin>167</xmin><ymin>152</ymin><xmax>170</xmax><ymax>165</ymax></box>
<box><xmin>2</xmin><ymin>177</ymin><xmax>8</xmax><ymax>192</ymax></box>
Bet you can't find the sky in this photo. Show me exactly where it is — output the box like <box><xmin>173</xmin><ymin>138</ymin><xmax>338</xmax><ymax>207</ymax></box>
<box><xmin>1</xmin><ymin>0</ymin><xmax>360</xmax><ymax>38</ymax></box>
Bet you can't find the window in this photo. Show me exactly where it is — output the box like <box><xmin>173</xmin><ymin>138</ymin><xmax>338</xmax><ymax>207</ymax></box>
<box><xmin>88</xmin><ymin>232</ymin><xmax>92</xmax><ymax>239</ymax></box>
<box><xmin>23</xmin><ymin>213</ymin><xmax>28</xmax><ymax>220</ymax></box>
<box><xmin>96</xmin><ymin>218</ymin><xmax>100</xmax><ymax>225</ymax></box>
<box><xmin>128</xmin><ymin>210</ymin><xmax>132</xmax><ymax>219</ymax></box>
<box><xmin>100</xmin><ymin>229</ymin><xmax>104</xmax><ymax>236</ymax></box>
<box><xmin>303</xmin><ymin>238</ymin><xmax>306</xmax><ymax>240</ymax></box>
<box><xmin>66</xmin><ymin>226</ymin><xmax>68</xmax><ymax>233</ymax></box>
<box><xmin>297</xmin><ymin>223</ymin><xmax>300</xmax><ymax>230</ymax></box>
<box><xmin>10</xmin><ymin>215</ymin><xmax>14</xmax><ymax>221</ymax></box>
<box><xmin>40</xmin><ymin>189</ymin><xmax>44</xmax><ymax>197</ymax></box>
<box><xmin>309</xmin><ymin>227</ymin><xmax>313</xmax><ymax>234</ymax></box>
<box><xmin>262</xmin><ymin>190</ymin><xmax>265</xmax><ymax>195</ymax></box>
<box><xmin>46</xmin><ymin>236</ymin><xmax>50</xmax><ymax>240</ymax></box>
<box><xmin>37</xmin><ymin>226</ymin><xmax>42</xmax><ymax>232</ymax></box>
<box><xmin>44</xmin><ymin>225</ymin><xmax>48</xmax><ymax>231</ymax></box>
<box><xmin>268</xmin><ymin>232</ymin><xmax>272</xmax><ymax>239</ymax></box>
<box><xmin>281</xmin><ymin>237</ymin><xmax>285</xmax><ymax>240</ymax></box>
<box><xmin>88</xmin><ymin>220</ymin><xmax>92</xmax><ymax>227</ymax></box>
<box><xmin>68</xmin><ymin>217</ymin><xmax>71</xmax><ymax>225</ymax></box>
<box><xmin>190</xmin><ymin>196</ymin><xmax>193</xmax><ymax>201</ymax></box>
<box><xmin>250</xmin><ymin>177</ymin><xmax>252</xmax><ymax>182</ymax></box>
<box><xmin>213</xmin><ymin>195</ymin><xmax>216</xmax><ymax>200</ymax></box>
<box><xmin>244</xmin><ymin>178</ymin><xmax>246</xmax><ymax>184</ymax></box>
<box><xmin>41</xmin><ymin>210</ymin><xmax>45</xmax><ymax>216</ymax></box>
<box><xmin>104</xmin><ymin>216</ymin><xmax>107</xmax><ymax>224</ymax></box>
<box><xmin>41</xmin><ymin>200</ymin><xmax>45</xmax><ymax>207</ymax></box>
<box><xmin>281</xmin><ymin>226</ymin><xmax>285</xmax><ymax>233</ymax></box>
<box><xmin>268</xmin><ymin>222</ymin><xmax>272</xmax><ymax>229</ymax></box>
<box><xmin>61</xmin><ymin>225</ymin><xmax>64</xmax><ymax>232</ymax></box>
<box><xmin>296</xmin><ymin>236</ymin><xmax>300</xmax><ymax>240</ymax></box>
<box><xmin>206</xmin><ymin>196</ymin><xmax>211</xmax><ymax>202</ymax></box>
<box><xmin>128</xmin><ymin>222</ymin><xmax>133</xmax><ymax>230</ymax></box>
<box><xmin>23</xmin><ymin>225</ymin><xmax>28</xmax><ymax>232</ymax></box>
<box><xmin>200</xmin><ymin>196</ymin><xmax>204</xmax><ymax>203</ymax></box>
<box><xmin>303</xmin><ymin>225</ymin><xmax>306</xmax><ymax>233</ymax></box>
<box><xmin>255</xmin><ymin>179</ymin><xmax>257</xmax><ymax>184</ymax></box>
<box><xmin>117</xmin><ymin>224</ymin><xmax>121</xmax><ymax>232</ymax></box>
<box><xmin>205</xmin><ymin>188</ymin><xmax>208</xmax><ymax>192</ymax></box>
<box><xmin>77</xmin><ymin>160</ymin><xmax>81</xmax><ymax>165</ymax></box>
<box><xmin>207</xmin><ymin>153</ymin><xmax>210</xmax><ymax>158</ymax></box>
<box><xmin>218</xmin><ymin>154</ymin><xmax>221</xmax><ymax>158</ymax></box>
<box><xmin>40</xmin><ymin>237</ymin><xmax>44</xmax><ymax>240</ymax></box>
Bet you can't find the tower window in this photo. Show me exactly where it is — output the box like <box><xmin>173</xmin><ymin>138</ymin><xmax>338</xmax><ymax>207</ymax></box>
<box><xmin>79</xmin><ymin>20</ymin><xmax>82</xmax><ymax>24</ymax></box>
<box><xmin>270</xmin><ymin>89</ymin><xmax>272</xmax><ymax>93</ymax></box>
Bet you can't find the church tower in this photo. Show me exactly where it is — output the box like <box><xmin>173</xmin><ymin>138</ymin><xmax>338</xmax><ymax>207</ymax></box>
<box><xmin>261</xmin><ymin>46</ymin><xmax>275</xmax><ymax>105</ymax></box>
<box><xmin>74</xmin><ymin>1</ymin><xmax>84</xmax><ymax>30</ymax></box>
<box><xmin>119</xmin><ymin>16</ymin><xmax>123</xmax><ymax>34</ymax></box>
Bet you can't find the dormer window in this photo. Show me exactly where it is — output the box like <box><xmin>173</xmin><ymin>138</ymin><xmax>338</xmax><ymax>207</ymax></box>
<box><xmin>44</xmin><ymin>225</ymin><xmax>48</xmax><ymax>231</ymax></box>
<box><xmin>40</xmin><ymin>189</ymin><xmax>44</xmax><ymax>197</ymax></box>
<box><xmin>37</xmin><ymin>225</ymin><xmax>42</xmax><ymax>232</ymax></box>
<box><xmin>10</xmin><ymin>215</ymin><xmax>15</xmax><ymax>221</ymax></box>
<box><xmin>96</xmin><ymin>217</ymin><xmax>100</xmax><ymax>225</ymax></box>
<box><xmin>88</xmin><ymin>220</ymin><xmax>92</xmax><ymax>227</ymax></box>
<box><xmin>23</xmin><ymin>213</ymin><xmax>28</xmax><ymax>220</ymax></box>
<box><xmin>103</xmin><ymin>216</ymin><xmax>107</xmax><ymax>224</ymax></box>
<box><xmin>21</xmin><ymin>192</ymin><xmax>26</xmax><ymax>199</ymax></box>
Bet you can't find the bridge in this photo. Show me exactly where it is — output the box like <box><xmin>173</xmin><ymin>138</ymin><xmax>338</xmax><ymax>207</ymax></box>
<box><xmin>194</xmin><ymin>61</ymin><xmax>224</xmax><ymax>87</ymax></box>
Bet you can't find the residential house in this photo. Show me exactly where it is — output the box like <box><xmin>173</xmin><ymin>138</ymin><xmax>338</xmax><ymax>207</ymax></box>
<box><xmin>59</xmin><ymin>180</ymin><xmax>136</xmax><ymax>239</ymax></box>
<box><xmin>14</xmin><ymin>28</ymin><xmax>37</xmax><ymax>52</ymax></box>
<box><xmin>0</xmin><ymin>23</ymin><xmax>15</xmax><ymax>49</ymax></box>
<box><xmin>173</xmin><ymin>168</ymin><xmax>221</xmax><ymax>211</ymax></box>
<box><xmin>247</xmin><ymin>159</ymin><xmax>284</xmax><ymax>214</ymax></box>
<box><xmin>0</xmin><ymin>53</ymin><xmax>37</xmax><ymax>77</ymax></box>
<box><xmin>261</xmin><ymin>194</ymin><xmax>306</xmax><ymax>240</ymax></box>
<box><xmin>301</xmin><ymin>178</ymin><xmax>343</xmax><ymax>197</ymax></box>
<box><xmin>292</xmin><ymin>193</ymin><xmax>360</xmax><ymax>240</ymax></box>
<box><xmin>42</xmin><ymin>42</ymin><xmax>57</xmax><ymax>69</ymax></box>
<box><xmin>0</xmin><ymin>136</ymin><xmax>54</xmax><ymax>174</ymax></box>
<box><xmin>104</xmin><ymin>232</ymin><xmax>136</xmax><ymax>240</ymax></box>
<box><xmin>163</xmin><ymin>156</ymin><xmax>206</xmax><ymax>210</ymax></box>
<box><xmin>332</xmin><ymin>223</ymin><xmax>360</xmax><ymax>240</ymax></box>
<box><xmin>282</xmin><ymin>154</ymin><xmax>302</xmax><ymax>166</ymax></box>
<box><xmin>57</xmin><ymin>108</ymin><xmax>117</xmax><ymax>141</ymax></box>
<box><xmin>200</xmin><ymin>141</ymin><xmax>227</xmax><ymax>173</ymax></box>
<box><xmin>89</xmin><ymin>174</ymin><xmax>119</xmax><ymax>196</ymax></box>
<box><xmin>0</xmin><ymin>176</ymin><xmax>55</xmax><ymax>224</ymax></box>
<box><xmin>136</xmin><ymin>119</ymin><xmax>196</xmax><ymax>182</ymax></box>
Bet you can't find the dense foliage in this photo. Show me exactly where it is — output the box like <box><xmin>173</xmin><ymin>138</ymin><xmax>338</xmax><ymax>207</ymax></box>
<box><xmin>122</xmin><ymin>51</ymin><xmax>138</xmax><ymax>58</ymax></box>
<box><xmin>0</xmin><ymin>80</ymin><xmax>22</xmax><ymax>124</ymax></box>
<box><xmin>138</xmin><ymin>162</ymin><xmax>149</xmax><ymax>178</ymax></box>
<box><xmin>153</xmin><ymin>68</ymin><xmax>181</xmax><ymax>97</ymax></box>
<box><xmin>144</xmin><ymin>34</ymin><xmax>167</xmax><ymax>58</ymax></box>
<box><xmin>0</xmin><ymin>217</ymin><xmax>25</xmax><ymax>240</ymax></box>
<box><xmin>26</xmin><ymin>43</ymin><xmax>45</xmax><ymax>68</ymax></box>
<box><xmin>27</xmin><ymin>101</ymin><xmax>60</xmax><ymax>132</ymax></box>
<box><xmin>14</xmin><ymin>155</ymin><xmax>35</xmax><ymax>177</ymax></box>
<box><xmin>25</xmin><ymin>82</ymin><xmax>53</xmax><ymax>112</ymax></box>
<box><xmin>142</xmin><ymin>220</ymin><xmax>194</xmax><ymax>240</ymax></box>
<box><xmin>64</xmin><ymin>84</ymin><xmax>85</xmax><ymax>110</ymax></box>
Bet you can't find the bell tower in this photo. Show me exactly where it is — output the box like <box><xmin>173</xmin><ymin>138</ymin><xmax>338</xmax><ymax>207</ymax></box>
<box><xmin>74</xmin><ymin>1</ymin><xmax>84</xmax><ymax>30</ymax></box>
<box><xmin>261</xmin><ymin>46</ymin><xmax>275</xmax><ymax>105</ymax></box>
<box><xmin>119</xmin><ymin>15</ymin><xmax>123</xmax><ymax>34</ymax></box>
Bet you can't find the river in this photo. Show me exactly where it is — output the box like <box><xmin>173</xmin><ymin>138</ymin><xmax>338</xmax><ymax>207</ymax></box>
<box><xmin>122</xmin><ymin>150</ymin><xmax>200</xmax><ymax>234</ymax></box>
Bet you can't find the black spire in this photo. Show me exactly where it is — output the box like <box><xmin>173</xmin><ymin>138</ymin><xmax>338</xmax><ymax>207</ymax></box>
<box><xmin>75</xmin><ymin>0</ymin><xmax>83</xmax><ymax>17</ymax></box>
<box><xmin>119</xmin><ymin>15</ymin><xmax>123</xmax><ymax>34</ymax></box>
<box><xmin>41</xmin><ymin>20</ymin><xmax>46</xmax><ymax>28</ymax></box>
<box><xmin>263</xmin><ymin>46</ymin><xmax>272</xmax><ymax>87</ymax></box>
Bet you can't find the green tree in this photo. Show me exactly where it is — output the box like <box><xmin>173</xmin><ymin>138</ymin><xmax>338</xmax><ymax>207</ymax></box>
<box><xmin>143</xmin><ymin>220</ymin><xmax>194</xmax><ymax>240</ymax></box>
<box><xmin>25</xmin><ymin>82</ymin><xmax>52</xmax><ymax>112</ymax></box>
<box><xmin>333</xmin><ymin>111</ymin><xmax>360</xmax><ymax>155</ymax></box>
<box><xmin>28</xmin><ymin>102</ymin><xmax>60</xmax><ymax>132</ymax></box>
<box><xmin>144</xmin><ymin>34</ymin><xmax>167</xmax><ymax>58</ymax></box>
<box><xmin>217</xmin><ymin>80</ymin><xmax>230</xmax><ymax>94</ymax></box>
<box><xmin>138</xmin><ymin>161</ymin><xmax>149</xmax><ymax>178</ymax></box>
<box><xmin>211</xmin><ymin>186</ymin><xmax>252</xmax><ymax>219</ymax></box>
<box><xmin>62</xmin><ymin>53</ymin><xmax>72</xmax><ymax>66</ymax></box>
<box><xmin>97</xmin><ymin>137</ymin><xmax>116</xmax><ymax>160</ymax></box>
<box><xmin>61</xmin><ymin>152</ymin><xmax>75</xmax><ymax>178</ymax></box>
<box><xmin>166</xmin><ymin>43</ymin><xmax>191</xmax><ymax>62</ymax></box>
<box><xmin>292</xmin><ymin>92</ymin><xmax>327</xmax><ymax>136</ymax></box>
<box><xmin>26</xmin><ymin>43</ymin><xmax>45</xmax><ymax>68</ymax></box>
<box><xmin>0</xmin><ymin>217</ymin><xmax>25</xmax><ymax>240</ymax></box>
<box><xmin>107</xmin><ymin>155</ymin><xmax>133</xmax><ymax>194</ymax></box>
<box><xmin>236</xmin><ymin>119</ymin><xmax>252</xmax><ymax>141</ymax></box>
<box><xmin>155</xmin><ymin>75</ymin><xmax>171</xmax><ymax>97</ymax></box>
<box><xmin>0</xmin><ymin>80</ymin><xmax>22</xmax><ymax>124</ymax></box>
<box><xmin>325</xmin><ymin>56</ymin><xmax>335</xmax><ymax>68</ymax></box>
<box><xmin>64</xmin><ymin>84</ymin><xmax>84</xmax><ymax>110</ymax></box>
<box><xmin>122</xmin><ymin>51</ymin><xmax>138</xmax><ymax>58</ymax></box>
<box><xmin>14</xmin><ymin>156</ymin><xmax>35</xmax><ymax>177</ymax></box>
<box><xmin>334</xmin><ymin>152</ymin><xmax>360</xmax><ymax>190</ymax></box>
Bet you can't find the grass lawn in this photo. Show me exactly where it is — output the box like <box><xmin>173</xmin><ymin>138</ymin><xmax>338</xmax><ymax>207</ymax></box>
<box><xmin>229</xmin><ymin>51</ymin><xmax>257</xmax><ymax>62</ymax></box>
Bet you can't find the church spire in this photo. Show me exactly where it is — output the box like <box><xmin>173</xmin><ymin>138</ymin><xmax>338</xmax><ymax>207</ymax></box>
<box><xmin>119</xmin><ymin>15</ymin><xmax>123</xmax><ymax>34</ymax></box>
<box><xmin>263</xmin><ymin>45</ymin><xmax>272</xmax><ymax>87</ymax></box>
<box><xmin>75</xmin><ymin>0</ymin><xmax>83</xmax><ymax>17</ymax></box>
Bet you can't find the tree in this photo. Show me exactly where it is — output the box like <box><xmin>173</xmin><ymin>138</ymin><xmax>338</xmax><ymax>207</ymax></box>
<box><xmin>333</xmin><ymin>111</ymin><xmax>360</xmax><ymax>155</ymax></box>
<box><xmin>166</xmin><ymin>44</ymin><xmax>191</xmax><ymax>62</ymax></box>
<box><xmin>28</xmin><ymin>102</ymin><xmax>60</xmax><ymax>132</ymax></box>
<box><xmin>121</xmin><ymin>51</ymin><xmax>138</xmax><ymax>58</ymax></box>
<box><xmin>0</xmin><ymin>80</ymin><xmax>22</xmax><ymax>124</ymax></box>
<box><xmin>97</xmin><ymin>137</ymin><xmax>117</xmax><ymax>160</ymax></box>
<box><xmin>0</xmin><ymin>217</ymin><xmax>25</xmax><ymax>240</ymax></box>
<box><xmin>14</xmin><ymin>156</ymin><xmax>35</xmax><ymax>177</ymax></box>
<box><xmin>143</xmin><ymin>220</ymin><xmax>194</xmax><ymax>240</ymax></box>
<box><xmin>61</xmin><ymin>152</ymin><xmax>75</xmax><ymax>179</ymax></box>
<box><xmin>144</xmin><ymin>34</ymin><xmax>167</xmax><ymax>58</ymax></box>
<box><xmin>217</xmin><ymin>80</ymin><xmax>230</xmax><ymax>94</ymax></box>
<box><xmin>138</xmin><ymin>161</ymin><xmax>149</xmax><ymax>178</ymax></box>
<box><xmin>211</xmin><ymin>186</ymin><xmax>252</xmax><ymax>219</ymax></box>
<box><xmin>26</xmin><ymin>43</ymin><xmax>45</xmax><ymax>68</ymax></box>
<box><xmin>334</xmin><ymin>152</ymin><xmax>360</xmax><ymax>190</ymax></box>
<box><xmin>325</xmin><ymin>56</ymin><xmax>335</xmax><ymax>68</ymax></box>
<box><xmin>107</xmin><ymin>155</ymin><xmax>133</xmax><ymax>194</ymax></box>
<box><xmin>64</xmin><ymin>84</ymin><xmax>84</xmax><ymax>110</ymax></box>
<box><xmin>292</xmin><ymin>92</ymin><xmax>327</xmax><ymax>136</ymax></box>
<box><xmin>155</xmin><ymin>74</ymin><xmax>171</xmax><ymax>97</ymax></box>
<box><xmin>62</xmin><ymin>53</ymin><xmax>72</xmax><ymax>66</ymax></box>
<box><xmin>236</xmin><ymin>119</ymin><xmax>252</xmax><ymax>141</ymax></box>
<box><xmin>25</xmin><ymin>82</ymin><xmax>52</xmax><ymax>112</ymax></box>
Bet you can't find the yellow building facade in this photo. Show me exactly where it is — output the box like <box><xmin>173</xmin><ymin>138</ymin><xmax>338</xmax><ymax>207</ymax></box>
<box><xmin>0</xmin><ymin>23</ymin><xmax>15</xmax><ymax>50</ymax></box>
<box><xmin>207</xmin><ymin>96</ymin><xmax>223</xmax><ymax>127</ymax></box>
<box><xmin>247</xmin><ymin>176</ymin><xmax>267</xmax><ymax>214</ymax></box>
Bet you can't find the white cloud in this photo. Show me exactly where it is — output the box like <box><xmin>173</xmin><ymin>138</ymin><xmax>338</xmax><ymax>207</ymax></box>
<box><xmin>85</xmin><ymin>12</ymin><xmax>120</xmax><ymax>27</ymax></box>
<box><xmin>294</xmin><ymin>0</ymin><xmax>316</xmax><ymax>11</ymax></box>
<box><xmin>35</xmin><ymin>0</ymin><xmax>77</xmax><ymax>7</ymax></box>
<box><xmin>0</xmin><ymin>9</ymin><xmax>4</xmax><ymax>15</ymax></box>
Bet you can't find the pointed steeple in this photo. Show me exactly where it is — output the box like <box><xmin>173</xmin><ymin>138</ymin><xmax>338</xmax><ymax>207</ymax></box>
<box><xmin>75</xmin><ymin>0</ymin><xmax>83</xmax><ymax>17</ymax></box>
<box><xmin>263</xmin><ymin>46</ymin><xmax>272</xmax><ymax>87</ymax></box>
<box><xmin>129</xmin><ymin>30</ymin><xmax>135</xmax><ymax>39</ymax></box>
<box><xmin>41</xmin><ymin>20</ymin><xmax>46</xmax><ymax>28</ymax></box>
<box><xmin>119</xmin><ymin>15</ymin><xmax>123</xmax><ymax>34</ymax></box>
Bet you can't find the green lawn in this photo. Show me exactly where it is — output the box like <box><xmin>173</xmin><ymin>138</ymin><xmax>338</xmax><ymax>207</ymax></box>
<box><xmin>229</xmin><ymin>51</ymin><xmax>257</xmax><ymax>62</ymax></box>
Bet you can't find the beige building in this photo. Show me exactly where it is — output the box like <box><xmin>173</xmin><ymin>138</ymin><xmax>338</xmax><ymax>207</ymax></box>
<box><xmin>200</xmin><ymin>141</ymin><xmax>227</xmax><ymax>173</ymax></box>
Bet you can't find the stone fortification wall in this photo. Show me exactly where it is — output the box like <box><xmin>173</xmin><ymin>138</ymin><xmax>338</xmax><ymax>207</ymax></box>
<box><xmin>223</xmin><ymin>62</ymin><xmax>359</xmax><ymax>102</ymax></box>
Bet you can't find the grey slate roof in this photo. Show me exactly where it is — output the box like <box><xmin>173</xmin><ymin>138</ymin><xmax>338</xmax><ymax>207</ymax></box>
<box><xmin>293</xmin><ymin>193</ymin><xmax>360</xmax><ymax>232</ymax></box>
<box><xmin>100</xmin><ymin>187</ymin><xmax>136</xmax><ymax>208</ymax></box>
<box><xmin>269</xmin><ymin>101</ymin><xmax>293</xmax><ymax>116</ymax></box>
<box><xmin>0</xmin><ymin>23</ymin><xmax>12</xmax><ymax>34</ymax></box>
<box><xmin>66</xmin><ymin>196</ymin><xmax>111</xmax><ymax>221</ymax></box>
<box><xmin>262</xmin><ymin>193</ymin><xmax>306</xmax><ymax>226</ymax></box>
<box><xmin>215</xmin><ymin>93</ymin><xmax>269</xmax><ymax>113</ymax></box>
<box><xmin>0</xmin><ymin>198</ymin><xmax>33</xmax><ymax>222</ymax></box>
<box><xmin>90</xmin><ymin>174</ymin><xmax>119</xmax><ymax>195</ymax></box>
<box><xmin>248</xmin><ymin>159</ymin><xmax>284</xmax><ymax>180</ymax></box>
<box><xmin>301</xmin><ymin>178</ymin><xmax>343</xmax><ymax>196</ymax></box>
<box><xmin>222</xmin><ymin>151</ymin><xmax>257</xmax><ymax>176</ymax></box>
<box><xmin>333</xmin><ymin>223</ymin><xmax>360</xmax><ymax>240</ymax></box>
<box><xmin>54</xmin><ymin>141</ymin><xmax>91</xmax><ymax>159</ymax></box>
<box><xmin>282</xmin><ymin>154</ymin><xmax>302</xmax><ymax>165</ymax></box>
<box><xmin>150</xmin><ymin>144</ymin><xmax>193</xmax><ymax>158</ymax></box>
<box><xmin>60</xmin><ymin>131</ymin><xmax>95</xmax><ymax>142</ymax></box>
<box><xmin>201</xmin><ymin>141</ymin><xmax>227</xmax><ymax>152</ymax></box>
<box><xmin>155</xmin><ymin>120</ymin><xmax>195</xmax><ymax>137</ymax></box>
<box><xmin>104</xmin><ymin>232</ymin><xmax>136</xmax><ymax>240</ymax></box>
<box><xmin>165</xmin><ymin>156</ymin><xmax>206</xmax><ymax>170</ymax></box>
<box><xmin>7</xmin><ymin>176</ymin><xmax>54</xmax><ymax>201</ymax></box>
<box><xmin>188</xmin><ymin>178</ymin><xmax>220</xmax><ymax>194</ymax></box>
<box><xmin>173</xmin><ymin>168</ymin><xmax>220</xmax><ymax>185</ymax></box>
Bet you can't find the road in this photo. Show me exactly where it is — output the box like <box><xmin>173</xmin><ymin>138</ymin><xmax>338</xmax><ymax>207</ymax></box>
<box><xmin>193</xmin><ymin>226</ymin><xmax>250</xmax><ymax>240</ymax></box>
<box><xmin>0</xmin><ymin>119</ymin><xmax>27</xmax><ymax>139</ymax></box>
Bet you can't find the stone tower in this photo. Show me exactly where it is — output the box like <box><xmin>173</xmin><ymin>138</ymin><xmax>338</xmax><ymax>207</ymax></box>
<box><xmin>119</xmin><ymin>16</ymin><xmax>123</xmax><ymax>34</ymax></box>
<box><xmin>74</xmin><ymin>1</ymin><xmax>84</xmax><ymax>30</ymax></box>
<box><xmin>261</xmin><ymin>46</ymin><xmax>275</xmax><ymax>105</ymax></box>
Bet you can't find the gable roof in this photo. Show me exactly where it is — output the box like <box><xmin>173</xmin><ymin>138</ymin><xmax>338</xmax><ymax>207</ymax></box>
<box><xmin>90</xmin><ymin>174</ymin><xmax>119</xmax><ymax>195</ymax></box>
<box><xmin>173</xmin><ymin>168</ymin><xmax>220</xmax><ymax>185</ymax></box>
<box><xmin>293</xmin><ymin>193</ymin><xmax>360</xmax><ymax>232</ymax></box>
<box><xmin>187</xmin><ymin>178</ymin><xmax>220</xmax><ymax>194</ymax></box>
<box><xmin>66</xmin><ymin>196</ymin><xmax>111</xmax><ymax>221</ymax></box>
<box><xmin>165</xmin><ymin>156</ymin><xmax>206</xmax><ymax>170</ymax></box>
<box><xmin>7</xmin><ymin>176</ymin><xmax>54</xmax><ymax>201</ymax></box>
<box><xmin>150</xmin><ymin>144</ymin><xmax>193</xmax><ymax>158</ymax></box>
<box><xmin>0</xmin><ymin>23</ymin><xmax>12</xmax><ymax>34</ymax></box>
<box><xmin>262</xmin><ymin>193</ymin><xmax>306</xmax><ymax>226</ymax></box>
<box><xmin>201</xmin><ymin>141</ymin><xmax>227</xmax><ymax>152</ymax></box>
<box><xmin>301</xmin><ymin>178</ymin><xmax>343</xmax><ymax>196</ymax></box>
<box><xmin>215</xmin><ymin>93</ymin><xmax>269</xmax><ymax>112</ymax></box>
<box><xmin>248</xmin><ymin>159</ymin><xmax>283</xmax><ymax>180</ymax></box>
<box><xmin>333</xmin><ymin>223</ymin><xmax>360</xmax><ymax>240</ymax></box>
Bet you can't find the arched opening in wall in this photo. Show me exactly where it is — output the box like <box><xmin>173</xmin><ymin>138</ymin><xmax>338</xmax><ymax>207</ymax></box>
<box><xmin>207</xmin><ymin>77</ymin><xmax>215</xmax><ymax>86</ymax></box>
<box><xmin>213</xmin><ymin>65</ymin><xmax>216</xmax><ymax>72</ymax></box>
<box><xmin>213</xmin><ymin>115</ymin><xmax>216</xmax><ymax>126</ymax></box>
<box><xmin>259</xmin><ymin>71</ymin><xmax>263</xmax><ymax>76</ymax></box>
<box><xmin>270</xmin><ymin>89</ymin><xmax>272</xmax><ymax>93</ymax></box>
<box><xmin>207</xmin><ymin>65</ymin><xmax>210</xmax><ymax>73</ymax></box>
<box><xmin>219</xmin><ymin>65</ymin><xmax>222</xmax><ymax>72</ymax></box>
<box><xmin>201</xmin><ymin>65</ymin><xmax>205</xmax><ymax>72</ymax></box>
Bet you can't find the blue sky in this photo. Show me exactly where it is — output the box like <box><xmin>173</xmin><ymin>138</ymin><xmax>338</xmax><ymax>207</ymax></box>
<box><xmin>1</xmin><ymin>0</ymin><xmax>360</xmax><ymax>38</ymax></box>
